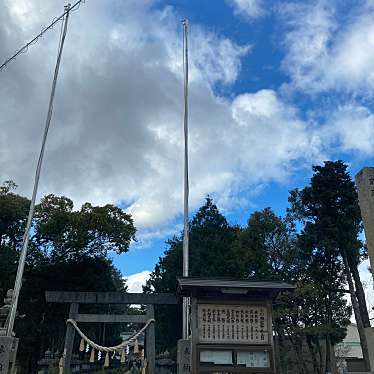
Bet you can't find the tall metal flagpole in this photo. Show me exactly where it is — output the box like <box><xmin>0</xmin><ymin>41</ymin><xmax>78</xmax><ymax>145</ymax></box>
<box><xmin>182</xmin><ymin>19</ymin><xmax>190</xmax><ymax>340</ymax></box>
<box><xmin>6</xmin><ymin>4</ymin><xmax>71</xmax><ymax>337</ymax></box>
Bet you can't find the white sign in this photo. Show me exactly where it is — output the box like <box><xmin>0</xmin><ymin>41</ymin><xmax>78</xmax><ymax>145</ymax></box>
<box><xmin>237</xmin><ymin>350</ymin><xmax>270</xmax><ymax>368</ymax></box>
<box><xmin>200</xmin><ymin>350</ymin><xmax>233</xmax><ymax>365</ymax></box>
<box><xmin>197</xmin><ymin>304</ymin><xmax>268</xmax><ymax>344</ymax></box>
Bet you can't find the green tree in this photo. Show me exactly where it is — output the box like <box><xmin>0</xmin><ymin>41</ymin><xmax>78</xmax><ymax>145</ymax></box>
<box><xmin>145</xmin><ymin>197</ymin><xmax>242</xmax><ymax>353</ymax></box>
<box><xmin>0</xmin><ymin>181</ymin><xmax>29</xmax><ymax>299</ymax></box>
<box><xmin>34</xmin><ymin>194</ymin><xmax>136</xmax><ymax>261</ymax></box>
<box><xmin>288</xmin><ymin>161</ymin><xmax>369</xmax><ymax>372</ymax></box>
<box><xmin>0</xmin><ymin>182</ymin><xmax>136</xmax><ymax>373</ymax></box>
<box><xmin>236</xmin><ymin>208</ymin><xmax>299</xmax><ymax>280</ymax></box>
<box><xmin>237</xmin><ymin>208</ymin><xmax>337</xmax><ymax>374</ymax></box>
<box><xmin>274</xmin><ymin>280</ymin><xmax>351</xmax><ymax>374</ymax></box>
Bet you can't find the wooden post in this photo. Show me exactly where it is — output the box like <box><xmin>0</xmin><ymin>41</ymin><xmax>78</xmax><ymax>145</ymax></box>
<box><xmin>62</xmin><ymin>303</ymin><xmax>78</xmax><ymax>374</ymax></box>
<box><xmin>146</xmin><ymin>304</ymin><xmax>155</xmax><ymax>374</ymax></box>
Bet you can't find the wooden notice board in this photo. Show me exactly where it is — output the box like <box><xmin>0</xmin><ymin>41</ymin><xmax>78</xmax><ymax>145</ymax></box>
<box><xmin>197</xmin><ymin>303</ymin><xmax>269</xmax><ymax>344</ymax></box>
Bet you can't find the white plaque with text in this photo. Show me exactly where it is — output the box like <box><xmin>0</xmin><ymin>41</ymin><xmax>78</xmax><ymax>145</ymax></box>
<box><xmin>197</xmin><ymin>304</ymin><xmax>269</xmax><ymax>344</ymax></box>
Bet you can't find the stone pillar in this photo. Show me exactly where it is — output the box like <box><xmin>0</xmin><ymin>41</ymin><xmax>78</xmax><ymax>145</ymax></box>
<box><xmin>365</xmin><ymin>327</ymin><xmax>374</xmax><ymax>372</ymax></box>
<box><xmin>177</xmin><ymin>339</ymin><xmax>191</xmax><ymax>374</ymax></box>
<box><xmin>62</xmin><ymin>303</ymin><xmax>79</xmax><ymax>374</ymax></box>
<box><xmin>0</xmin><ymin>290</ymin><xmax>19</xmax><ymax>374</ymax></box>
<box><xmin>355</xmin><ymin>167</ymin><xmax>374</xmax><ymax>280</ymax></box>
<box><xmin>145</xmin><ymin>304</ymin><xmax>155</xmax><ymax>374</ymax></box>
<box><xmin>0</xmin><ymin>337</ymin><xmax>18</xmax><ymax>374</ymax></box>
<box><xmin>0</xmin><ymin>290</ymin><xmax>13</xmax><ymax>336</ymax></box>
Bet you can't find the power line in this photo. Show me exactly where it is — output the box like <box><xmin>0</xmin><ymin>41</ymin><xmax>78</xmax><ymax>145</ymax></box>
<box><xmin>0</xmin><ymin>0</ymin><xmax>85</xmax><ymax>72</ymax></box>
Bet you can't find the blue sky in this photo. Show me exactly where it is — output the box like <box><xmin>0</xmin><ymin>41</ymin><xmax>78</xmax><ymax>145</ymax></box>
<box><xmin>115</xmin><ymin>0</ymin><xmax>374</xmax><ymax>277</ymax></box>
<box><xmin>1</xmin><ymin>0</ymin><xmax>374</xmax><ymax>293</ymax></box>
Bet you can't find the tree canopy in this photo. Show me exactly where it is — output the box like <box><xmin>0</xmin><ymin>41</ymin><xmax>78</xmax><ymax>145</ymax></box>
<box><xmin>146</xmin><ymin>161</ymin><xmax>368</xmax><ymax>374</ymax></box>
<box><xmin>1</xmin><ymin>160</ymin><xmax>369</xmax><ymax>374</ymax></box>
<box><xmin>0</xmin><ymin>181</ymin><xmax>136</xmax><ymax>372</ymax></box>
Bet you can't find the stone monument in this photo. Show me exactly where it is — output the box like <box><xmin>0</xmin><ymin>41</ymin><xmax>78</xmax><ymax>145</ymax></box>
<box><xmin>356</xmin><ymin>167</ymin><xmax>374</xmax><ymax>278</ymax></box>
<box><xmin>0</xmin><ymin>290</ymin><xmax>19</xmax><ymax>374</ymax></box>
<box><xmin>356</xmin><ymin>167</ymin><xmax>374</xmax><ymax>372</ymax></box>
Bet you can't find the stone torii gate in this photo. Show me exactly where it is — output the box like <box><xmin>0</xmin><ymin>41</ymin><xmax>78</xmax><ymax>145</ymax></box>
<box><xmin>45</xmin><ymin>291</ymin><xmax>177</xmax><ymax>374</ymax></box>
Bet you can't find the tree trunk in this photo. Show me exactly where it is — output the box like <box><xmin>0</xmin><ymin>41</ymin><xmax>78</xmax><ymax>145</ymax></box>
<box><xmin>306</xmin><ymin>335</ymin><xmax>321</xmax><ymax>374</ymax></box>
<box><xmin>316</xmin><ymin>338</ymin><xmax>324</xmax><ymax>374</ymax></box>
<box><xmin>326</xmin><ymin>335</ymin><xmax>331</xmax><ymax>374</ymax></box>
<box><xmin>297</xmin><ymin>335</ymin><xmax>309</xmax><ymax>374</ymax></box>
<box><xmin>326</xmin><ymin>292</ymin><xmax>339</xmax><ymax>374</ymax></box>
<box><xmin>330</xmin><ymin>343</ymin><xmax>338</xmax><ymax>374</ymax></box>
<box><xmin>348</xmin><ymin>255</ymin><xmax>371</xmax><ymax>327</ymax></box>
<box><xmin>274</xmin><ymin>332</ymin><xmax>283</xmax><ymax>374</ymax></box>
<box><xmin>326</xmin><ymin>335</ymin><xmax>339</xmax><ymax>374</ymax></box>
<box><xmin>291</xmin><ymin>336</ymin><xmax>306</xmax><ymax>374</ymax></box>
<box><xmin>342</xmin><ymin>250</ymin><xmax>371</xmax><ymax>371</ymax></box>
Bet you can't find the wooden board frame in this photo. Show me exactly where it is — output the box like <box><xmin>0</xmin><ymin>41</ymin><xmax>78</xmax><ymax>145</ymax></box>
<box><xmin>197</xmin><ymin>344</ymin><xmax>275</xmax><ymax>373</ymax></box>
<box><xmin>191</xmin><ymin>297</ymin><xmax>275</xmax><ymax>374</ymax></box>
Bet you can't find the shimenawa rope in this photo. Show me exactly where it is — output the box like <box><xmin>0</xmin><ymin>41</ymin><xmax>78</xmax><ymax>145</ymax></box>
<box><xmin>66</xmin><ymin>318</ymin><xmax>155</xmax><ymax>353</ymax></box>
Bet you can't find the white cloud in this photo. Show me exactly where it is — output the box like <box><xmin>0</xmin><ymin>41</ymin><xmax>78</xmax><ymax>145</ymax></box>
<box><xmin>133</xmin><ymin>223</ymin><xmax>183</xmax><ymax>249</ymax></box>
<box><xmin>190</xmin><ymin>29</ymin><xmax>251</xmax><ymax>85</ymax></box>
<box><xmin>322</xmin><ymin>104</ymin><xmax>374</xmax><ymax>156</ymax></box>
<box><xmin>0</xmin><ymin>0</ymin><xmax>322</xmax><ymax>235</ymax></box>
<box><xmin>280</xmin><ymin>1</ymin><xmax>374</xmax><ymax>94</ymax></box>
<box><xmin>227</xmin><ymin>0</ymin><xmax>266</xmax><ymax>19</ymax></box>
<box><xmin>277</xmin><ymin>1</ymin><xmax>374</xmax><ymax>163</ymax></box>
<box><xmin>280</xmin><ymin>1</ymin><xmax>336</xmax><ymax>92</ymax></box>
<box><xmin>124</xmin><ymin>270</ymin><xmax>151</xmax><ymax>293</ymax></box>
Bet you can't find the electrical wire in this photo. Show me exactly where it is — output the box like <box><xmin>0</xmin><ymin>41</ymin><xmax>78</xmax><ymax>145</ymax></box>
<box><xmin>0</xmin><ymin>0</ymin><xmax>85</xmax><ymax>72</ymax></box>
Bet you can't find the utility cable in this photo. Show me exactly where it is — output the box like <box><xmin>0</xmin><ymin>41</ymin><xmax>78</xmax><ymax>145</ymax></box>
<box><xmin>0</xmin><ymin>0</ymin><xmax>85</xmax><ymax>72</ymax></box>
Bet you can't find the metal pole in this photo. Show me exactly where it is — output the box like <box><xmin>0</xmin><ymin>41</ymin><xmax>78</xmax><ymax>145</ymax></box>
<box><xmin>182</xmin><ymin>19</ymin><xmax>190</xmax><ymax>340</ymax></box>
<box><xmin>6</xmin><ymin>4</ymin><xmax>71</xmax><ymax>337</ymax></box>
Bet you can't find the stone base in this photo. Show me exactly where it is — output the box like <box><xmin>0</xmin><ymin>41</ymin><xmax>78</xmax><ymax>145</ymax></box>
<box><xmin>365</xmin><ymin>327</ymin><xmax>374</xmax><ymax>371</ymax></box>
<box><xmin>177</xmin><ymin>339</ymin><xmax>191</xmax><ymax>374</ymax></box>
<box><xmin>0</xmin><ymin>336</ymin><xmax>18</xmax><ymax>374</ymax></box>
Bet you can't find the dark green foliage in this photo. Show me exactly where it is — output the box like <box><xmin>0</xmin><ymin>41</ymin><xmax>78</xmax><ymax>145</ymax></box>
<box><xmin>145</xmin><ymin>197</ymin><xmax>242</xmax><ymax>353</ymax></box>
<box><xmin>289</xmin><ymin>161</ymin><xmax>364</xmax><ymax>269</ymax></box>
<box><xmin>34</xmin><ymin>194</ymin><xmax>136</xmax><ymax>261</ymax></box>
<box><xmin>0</xmin><ymin>181</ymin><xmax>135</xmax><ymax>373</ymax></box>
<box><xmin>236</xmin><ymin>208</ymin><xmax>299</xmax><ymax>281</ymax></box>
<box><xmin>146</xmin><ymin>197</ymin><xmax>242</xmax><ymax>295</ymax></box>
<box><xmin>284</xmin><ymin>160</ymin><xmax>367</xmax><ymax>372</ymax></box>
<box><xmin>0</xmin><ymin>181</ymin><xmax>29</xmax><ymax>249</ymax></box>
<box><xmin>0</xmin><ymin>182</ymin><xmax>30</xmax><ymax>298</ymax></box>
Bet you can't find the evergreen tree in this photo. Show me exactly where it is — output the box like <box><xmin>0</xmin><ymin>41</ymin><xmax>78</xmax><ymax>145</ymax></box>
<box><xmin>288</xmin><ymin>160</ymin><xmax>369</xmax><ymax>371</ymax></box>
<box><xmin>236</xmin><ymin>208</ymin><xmax>299</xmax><ymax>280</ymax></box>
<box><xmin>145</xmin><ymin>197</ymin><xmax>243</xmax><ymax>352</ymax></box>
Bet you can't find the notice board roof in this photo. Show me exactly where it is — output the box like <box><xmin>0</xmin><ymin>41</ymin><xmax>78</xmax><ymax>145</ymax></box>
<box><xmin>177</xmin><ymin>277</ymin><xmax>295</xmax><ymax>298</ymax></box>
